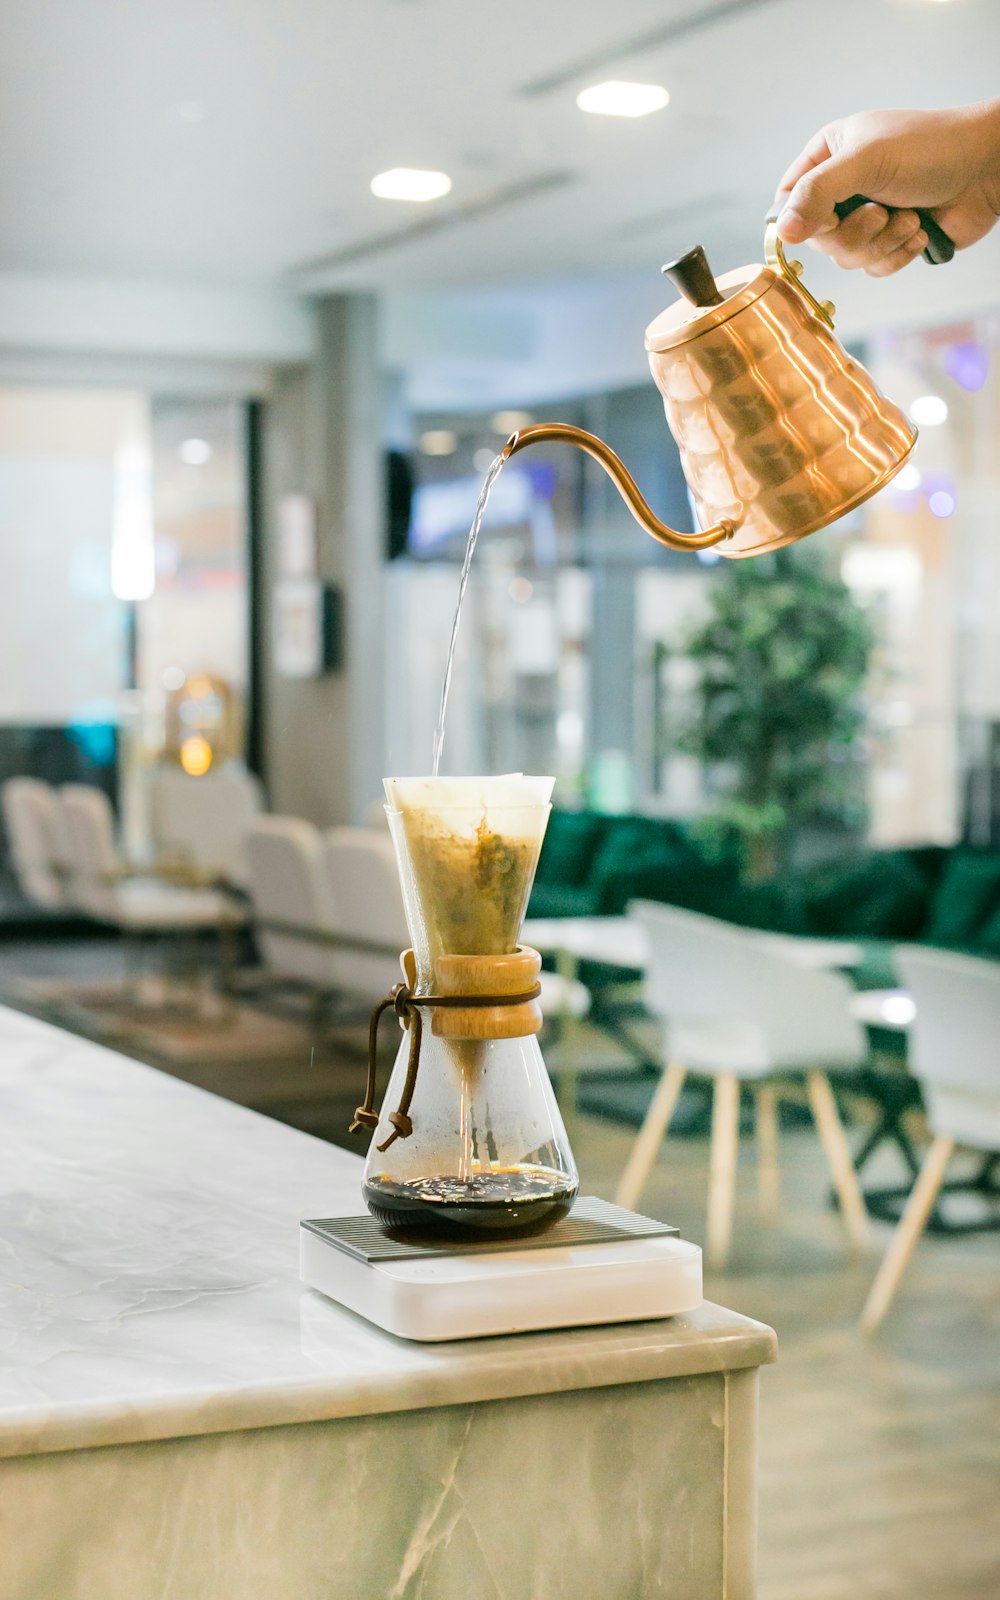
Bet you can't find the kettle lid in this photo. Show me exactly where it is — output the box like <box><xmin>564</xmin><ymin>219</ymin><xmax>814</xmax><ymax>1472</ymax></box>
<box><xmin>645</xmin><ymin>246</ymin><xmax>773</xmax><ymax>354</ymax></box>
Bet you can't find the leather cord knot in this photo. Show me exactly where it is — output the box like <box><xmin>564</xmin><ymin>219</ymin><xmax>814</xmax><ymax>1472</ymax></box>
<box><xmin>386</xmin><ymin>1110</ymin><xmax>413</xmax><ymax>1141</ymax></box>
<box><xmin>348</xmin><ymin>1107</ymin><xmax>380</xmax><ymax>1136</ymax></box>
<box><xmin>350</xmin><ymin>977</ymin><xmax>543</xmax><ymax>1153</ymax></box>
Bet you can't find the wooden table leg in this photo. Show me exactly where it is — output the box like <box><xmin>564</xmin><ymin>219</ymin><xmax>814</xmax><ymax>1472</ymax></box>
<box><xmin>615</xmin><ymin>1060</ymin><xmax>687</xmax><ymax>1211</ymax></box>
<box><xmin>807</xmin><ymin>1069</ymin><xmax>872</xmax><ymax>1253</ymax></box>
<box><xmin>552</xmin><ymin>946</ymin><xmax>582</xmax><ymax>1144</ymax></box>
<box><xmin>861</xmin><ymin>1133</ymin><xmax>955</xmax><ymax>1334</ymax></box>
<box><xmin>756</xmin><ymin>1083</ymin><xmax>780</xmax><ymax>1222</ymax></box>
<box><xmin>707</xmin><ymin>1074</ymin><xmax>740</xmax><ymax>1270</ymax></box>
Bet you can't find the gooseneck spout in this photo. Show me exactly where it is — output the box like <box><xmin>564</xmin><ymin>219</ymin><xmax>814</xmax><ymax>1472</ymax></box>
<box><xmin>501</xmin><ymin>423</ymin><xmax>733</xmax><ymax>554</ymax></box>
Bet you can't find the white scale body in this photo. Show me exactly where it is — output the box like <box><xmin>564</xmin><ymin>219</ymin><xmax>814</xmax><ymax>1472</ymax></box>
<box><xmin>300</xmin><ymin>1206</ymin><xmax>703</xmax><ymax>1343</ymax></box>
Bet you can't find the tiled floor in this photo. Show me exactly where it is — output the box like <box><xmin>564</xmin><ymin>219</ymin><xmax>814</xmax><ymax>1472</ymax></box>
<box><xmin>1</xmin><ymin>933</ymin><xmax>998</xmax><ymax>1599</ymax></box>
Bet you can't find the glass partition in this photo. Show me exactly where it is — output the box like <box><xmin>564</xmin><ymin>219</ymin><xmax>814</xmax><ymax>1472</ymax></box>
<box><xmin>0</xmin><ymin>385</ymin><xmax>251</xmax><ymax>897</ymax></box>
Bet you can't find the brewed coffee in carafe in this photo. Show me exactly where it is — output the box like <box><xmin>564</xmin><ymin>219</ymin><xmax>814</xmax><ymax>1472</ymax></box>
<box><xmin>357</xmin><ymin>775</ymin><xmax>578</xmax><ymax>1235</ymax></box>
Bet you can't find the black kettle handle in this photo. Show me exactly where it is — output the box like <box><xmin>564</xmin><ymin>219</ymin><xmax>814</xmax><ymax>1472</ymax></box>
<box><xmin>833</xmin><ymin>194</ymin><xmax>955</xmax><ymax>265</ymax></box>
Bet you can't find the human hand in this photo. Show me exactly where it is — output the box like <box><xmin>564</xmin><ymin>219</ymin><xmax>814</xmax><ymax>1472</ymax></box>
<box><xmin>774</xmin><ymin>101</ymin><xmax>1000</xmax><ymax>276</ymax></box>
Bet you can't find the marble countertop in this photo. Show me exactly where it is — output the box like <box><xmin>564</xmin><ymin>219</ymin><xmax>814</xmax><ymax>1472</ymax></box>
<box><xmin>0</xmin><ymin>1005</ymin><xmax>776</xmax><ymax>1461</ymax></box>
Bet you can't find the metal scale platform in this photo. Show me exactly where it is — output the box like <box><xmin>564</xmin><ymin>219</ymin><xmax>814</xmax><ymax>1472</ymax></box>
<box><xmin>300</xmin><ymin>1196</ymin><xmax>703</xmax><ymax>1342</ymax></box>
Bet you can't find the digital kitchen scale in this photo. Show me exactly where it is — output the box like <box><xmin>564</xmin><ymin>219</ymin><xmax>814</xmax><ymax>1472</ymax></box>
<box><xmin>300</xmin><ymin>1196</ymin><xmax>703</xmax><ymax>1342</ymax></box>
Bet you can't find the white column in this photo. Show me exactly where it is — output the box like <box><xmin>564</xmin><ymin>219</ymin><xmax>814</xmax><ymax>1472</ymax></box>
<box><xmin>262</xmin><ymin>293</ymin><xmax>384</xmax><ymax>824</ymax></box>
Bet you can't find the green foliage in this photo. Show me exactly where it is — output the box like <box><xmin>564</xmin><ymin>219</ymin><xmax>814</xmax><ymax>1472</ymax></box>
<box><xmin>672</xmin><ymin>545</ymin><xmax>873</xmax><ymax>879</ymax></box>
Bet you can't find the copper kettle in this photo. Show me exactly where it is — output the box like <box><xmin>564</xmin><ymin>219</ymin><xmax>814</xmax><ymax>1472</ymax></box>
<box><xmin>502</xmin><ymin>221</ymin><xmax>917</xmax><ymax>559</ymax></box>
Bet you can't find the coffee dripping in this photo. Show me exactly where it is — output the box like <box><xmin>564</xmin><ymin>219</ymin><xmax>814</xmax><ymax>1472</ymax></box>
<box><xmin>351</xmin><ymin>776</ymin><xmax>578</xmax><ymax>1236</ymax></box>
<box><xmin>501</xmin><ymin>213</ymin><xmax>939</xmax><ymax>559</ymax></box>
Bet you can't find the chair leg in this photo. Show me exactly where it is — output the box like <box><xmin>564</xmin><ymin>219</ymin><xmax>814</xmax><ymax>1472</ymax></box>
<box><xmin>807</xmin><ymin>1070</ymin><xmax>872</xmax><ymax>1252</ymax></box>
<box><xmin>756</xmin><ymin>1084</ymin><xmax>780</xmax><ymax>1221</ymax></box>
<box><xmin>860</xmin><ymin>1134</ymin><xmax>955</xmax><ymax>1335</ymax></box>
<box><xmin>309</xmin><ymin>988</ymin><xmax>333</xmax><ymax>1033</ymax></box>
<box><xmin>615</xmin><ymin>1061</ymin><xmax>687</xmax><ymax>1211</ymax></box>
<box><xmin>123</xmin><ymin>928</ymin><xmax>139</xmax><ymax>1006</ymax></box>
<box><xmin>707</xmin><ymin>1074</ymin><xmax>740</xmax><ymax>1270</ymax></box>
<box><xmin>552</xmin><ymin>947</ymin><xmax>582</xmax><ymax>1143</ymax></box>
<box><xmin>216</xmin><ymin>923</ymin><xmax>238</xmax><ymax>1020</ymax></box>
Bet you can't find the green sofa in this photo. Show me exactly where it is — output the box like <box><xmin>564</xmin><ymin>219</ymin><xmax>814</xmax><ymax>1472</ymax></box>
<box><xmin>529</xmin><ymin>808</ymin><xmax>1000</xmax><ymax>983</ymax></box>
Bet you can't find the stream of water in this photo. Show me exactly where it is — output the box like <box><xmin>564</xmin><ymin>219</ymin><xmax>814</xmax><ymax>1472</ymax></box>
<box><xmin>430</xmin><ymin>451</ymin><xmax>506</xmax><ymax>777</ymax></box>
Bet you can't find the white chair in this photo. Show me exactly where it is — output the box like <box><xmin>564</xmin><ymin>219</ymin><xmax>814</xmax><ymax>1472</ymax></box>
<box><xmin>149</xmin><ymin>766</ymin><xmax>264</xmax><ymax>888</ymax></box>
<box><xmin>244</xmin><ymin>816</ymin><xmax>342</xmax><ymax>990</ymax></box>
<box><xmin>2</xmin><ymin>777</ymin><xmax>70</xmax><ymax>909</ymax></box>
<box><xmin>861</xmin><ymin>947</ymin><xmax>1000</xmax><ymax>1333</ymax></box>
<box><xmin>321</xmin><ymin>826</ymin><xmax>409</xmax><ymax>1000</ymax></box>
<box><xmin>59</xmin><ymin>784</ymin><xmax>242</xmax><ymax>934</ymax></box>
<box><xmin>616</xmin><ymin>900</ymin><xmax>872</xmax><ymax>1268</ymax></box>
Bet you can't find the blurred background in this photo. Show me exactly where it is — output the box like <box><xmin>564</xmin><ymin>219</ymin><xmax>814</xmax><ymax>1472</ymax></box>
<box><xmin>1</xmin><ymin>4</ymin><xmax>999</xmax><ymax>1597</ymax></box>
<box><xmin>1</xmin><ymin>0</ymin><xmax>998</xmax><ymax>850</ymax></box>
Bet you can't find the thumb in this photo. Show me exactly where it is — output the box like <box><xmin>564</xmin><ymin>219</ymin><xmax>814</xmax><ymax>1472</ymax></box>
<box><xmin>778</xmin><ymin>149</ymin><xmax>872</xmax><ymax>243</ymax></box>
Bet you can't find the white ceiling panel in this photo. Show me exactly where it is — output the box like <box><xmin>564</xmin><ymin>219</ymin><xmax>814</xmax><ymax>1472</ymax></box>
<box><xmin>0</xmin><ymin>0</ymin><xmax>994</xmax><ymax>290</ymax></box>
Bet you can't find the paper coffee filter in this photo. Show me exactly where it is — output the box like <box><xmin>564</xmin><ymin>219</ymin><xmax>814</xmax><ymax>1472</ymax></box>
<box><xmin>383</xmin><ymin>774</ymin><xmax>554</xmax><ymax>814</ymax></box>
<box><xmin>382</xmin><ymin>775</ymin><xmax>554</xmax><ymax>980</ymax></box>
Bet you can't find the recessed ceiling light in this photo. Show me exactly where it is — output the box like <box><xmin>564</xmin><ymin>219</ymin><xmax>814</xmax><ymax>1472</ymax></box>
<box><xmin>910</xmin><ymin>394</ymin><xmax>948</xmax><ymax>427</ymax></box>
<box><xmin>576</xmin><ymin>81</ymin><xmax>670</xmax><ymax>119</ymax></box>
<box><xmin>490</xmin><ymin>410</ymin><xmax>534</xmax><ymax>434</ymax></box>
<box><xmin>179</xmin><ymin>438</ymin><xmax>212</xmax><ymax>465</ymax></box>
<box><xmin>419</xmin><ymin>429</ymin><xmax>458</xmax><ymax>456</ymax></box>
<box><xmin>371</xmin><ymin>168</ymin><xmax>452</xmax><ymax>202</ymax></box>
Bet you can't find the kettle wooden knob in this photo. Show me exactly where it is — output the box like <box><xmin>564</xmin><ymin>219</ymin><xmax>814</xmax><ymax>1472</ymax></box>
<box><xmin>661</xmin><ymin>245</ymin><xmax>725</xmax><ymax>308</ymax></box>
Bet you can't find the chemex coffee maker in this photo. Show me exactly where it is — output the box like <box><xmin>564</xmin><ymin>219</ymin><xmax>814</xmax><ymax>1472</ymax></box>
<box><xmin>355</xmin><ymin>775</ymin><xmax>578</xmax><ymax>1234</ymax></box>
<box><xmin>503</xmin><ymin>211</ymin><xmax>928</xmax><ymax>559</ymax></box>
<box><xmin>300</xmin><ymin>775</ymin><xmax>702</xmax><ymax>1340</ymax></box>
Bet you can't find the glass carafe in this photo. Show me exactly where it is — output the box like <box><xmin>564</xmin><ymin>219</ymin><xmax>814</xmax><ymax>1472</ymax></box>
<box><xmin>359</xmin><ymin>776</ymin><xmax>579</xmax><ymax>1235</ymax></box>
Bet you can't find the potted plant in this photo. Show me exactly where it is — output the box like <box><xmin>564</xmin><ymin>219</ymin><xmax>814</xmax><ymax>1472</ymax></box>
<box><xmin>672</xmin><ymin>545</ymin><xmax>873</xmax><ymax>881</ymax></box>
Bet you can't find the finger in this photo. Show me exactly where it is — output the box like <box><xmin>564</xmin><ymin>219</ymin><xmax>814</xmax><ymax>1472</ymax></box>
<box><xmin>866</xmin><ymin>231</ymin><xmax>928</xmax><ymax>278</ymax></box>
<box><xmin>811</xmin><ymin>208</ymin><xmax>921</xmax><ymax>271</ymax></box>
<box><xmin>775</xmin><ymin>130</ymin><xmax>835</xmax><ymax>201</ymax></box>
<box><xmin>829</xmin><ymin>202</ymin><xmax>890</xmax><ymax>253</ymax></box>
<box><xmin>842</xmin><ymin>207</ymin><xmax>921</xmax><ymax>263</ymax></box>
<box><xmin>777</xmin><ymin>147</ymin><xmax>885</xmax><ymax>244</ymax></box>
<box><xmin>934</xmin><ymin>193</ymin><xmax>997</xmax><ymax>250</ymax></box>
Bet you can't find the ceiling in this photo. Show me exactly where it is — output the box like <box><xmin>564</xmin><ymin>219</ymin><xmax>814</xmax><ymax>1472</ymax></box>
<box><xmin>1</xmin><ymin>0</ymin><xmax>997</xmax><ymax>296</ymax></box>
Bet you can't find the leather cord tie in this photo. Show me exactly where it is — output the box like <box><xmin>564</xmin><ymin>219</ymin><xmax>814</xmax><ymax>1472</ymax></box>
<box><xmin>350</xmin><ymin>979</ymin><xmax>543</xmax><ymax>1152</ymax></box>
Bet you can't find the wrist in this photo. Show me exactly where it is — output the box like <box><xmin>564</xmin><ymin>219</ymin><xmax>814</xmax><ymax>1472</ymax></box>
<box><xmin>969</xmin><ymin>98</ymin><xmax>1000</xmax><ymax>173</ymax></box>
<box><xmin>971</xmin><ymin>99</ymin><xmax>1000</xmax><ymax>216</ymax></box>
